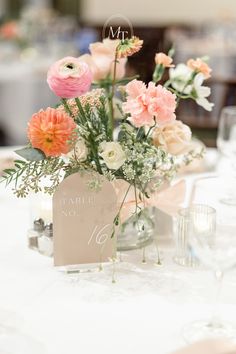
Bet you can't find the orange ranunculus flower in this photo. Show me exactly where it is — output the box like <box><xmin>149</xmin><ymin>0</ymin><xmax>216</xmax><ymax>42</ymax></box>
<box><xmin>187</xmin><ymin>58</ymin><xmax>212</xmax><ymax>79</ymax></box>
<box><xmin>28</xmin><ymin>108</ymin><xmax>77</xmax><ymax>157</ymax></box>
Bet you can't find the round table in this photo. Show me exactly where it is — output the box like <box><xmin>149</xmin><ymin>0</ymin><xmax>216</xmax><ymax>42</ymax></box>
<box><xmin>0</xmin><ymin>148</ymin><xmax>236</xmax><ymax>354</ymax></box>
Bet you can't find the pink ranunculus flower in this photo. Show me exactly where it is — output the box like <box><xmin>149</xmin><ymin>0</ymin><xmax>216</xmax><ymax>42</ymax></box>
<box><xmin>47</xmin><ymin>57</ymin><xmax>92</xmax><ymax>98</ymax></box>
<box><xmin>122</xmin><ymin>79</ymin><xmax>176</xmax><ymax>128</ymax></box>
<box><xmin>78</xmin><ymin>38</ymin><xmax>127</xmax><ymax>82</ymax></box>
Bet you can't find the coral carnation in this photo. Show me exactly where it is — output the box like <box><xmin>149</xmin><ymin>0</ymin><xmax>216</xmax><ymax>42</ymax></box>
<box><xmin>123</xmin><ymin>79</ymin><xmax>176</xmax><ymax>128</ymax></box>
<box><xmin>155</xmin><ymin>52</ymin><xmax>174</xmax><ymax>68</ymax></box>
<box><xmin>28</xmin><ymin>108</ymin><xmax>77</xmax><ymax>157</ymax></box>
<box><xmin>47</xmin><ymin>57</ymin><xmax>92</xmax><ymax>98</ymax></box>
<box><xmin>187</xmin><ymin>58</ymin><xmax>211</xmax><ymax>79</ymax></box>
<box><xmin>117</xmin><ymin>36</ymin><xmax>143</xmax><ymax>58</ymax></box>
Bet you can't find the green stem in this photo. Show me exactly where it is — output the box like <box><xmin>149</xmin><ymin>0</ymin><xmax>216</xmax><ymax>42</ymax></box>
<box><xmin>145</xmin><ymin>120</ymin><xmax>156</xmax><ymax>140</ymax></box>
<box><xmin>175</xmin><ymin>71</ymin><xmax>197</xmax><ymax>105</ymax></box>
<box><xmin>134</xmin><ymin>181</ymin><xmax>139</xmax><ymax>214</ymax></box>
<box><xmin>153</xmin><ymin>65</ymin><xmax>164</xmax><ymax>83</ymax></box>
<box><xmin>75</xmin><ymin>97</ymin><xmax>87</xmax><ymax>124</ymax></box>
<box><xmin>164</xmin><ymin>79</ymin><xmax>171</xmax><ymax>88</ymax></box>
<box><xmin>61</xmin><ymin>98</ymin><xmax>73</xmax><ymax>116</ymax></box>
<box><xmin>115</xmin><ymin>184</ymin><xmax>132</xmax><ymax>225</ymax></box>
<box><xmin>74</xmin><ymin>97</ymin><xmax>103</xmax><ymax>174</ymax></box>
<box><xmin>90</xmin><ymin>143</ymin><xmax>102</xmax><ymax>174</ymax></box>
<box><xmin>115</xmin><ymin>75</ymin><xmax>139</xmax><ymax>84</ymax></box>
<box><xmin>109</xmin><ymin>48</ymin><xmax>119</xmax><ymax>137</ymax></box>
<box><xmin>106</xmin><ymin>86</ymin><xmax>114</xmax><ymax>140</ymax></box>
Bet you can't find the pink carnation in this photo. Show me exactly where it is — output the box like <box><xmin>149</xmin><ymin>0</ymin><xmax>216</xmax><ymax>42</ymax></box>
<box><xmin>122</xmin><ymin>80</ymin><xmax>176</xmax><ymax>128</ymax></box>
<box><xmin>47</xmin><ymin>56</ymin><xmax>92</xmax><ymax>98</ymax></box>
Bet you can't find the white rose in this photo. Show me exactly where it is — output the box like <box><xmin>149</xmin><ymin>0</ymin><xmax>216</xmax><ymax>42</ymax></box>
<box><xmin>153</xmin><ymin>120</ymin><xmax>192</xmax><ymax>155</ymax></box>
<box><xmin>99</xmin><ymin>142</ymin><xmax>126</xmax><ymax>170</ymax></box>
<box><xmin>67</xmin><ymin>138</ymin><xmax>88</xmax><ymax>161</ymax></box>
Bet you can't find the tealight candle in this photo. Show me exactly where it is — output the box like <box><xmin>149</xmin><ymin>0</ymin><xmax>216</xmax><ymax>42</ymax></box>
<box><xmin>174</xmin><ymin>204</ymin><xmax>216</xmax><ymax>267</ymax></box>
<box><xmin>194</xmin><ymin>217</ymin><xmax>210</xmax><ymax>233</ymax></box>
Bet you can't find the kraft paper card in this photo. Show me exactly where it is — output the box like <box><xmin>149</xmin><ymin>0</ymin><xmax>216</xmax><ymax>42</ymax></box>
<box><xmin>53</xmin><ymin>172</ymin><xmax>118</xmax><ymax>266</ymax></box>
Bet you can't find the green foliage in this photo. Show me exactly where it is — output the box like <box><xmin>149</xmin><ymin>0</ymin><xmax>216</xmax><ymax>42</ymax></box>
<box><xmin>115</xmin><ymin>122</ymin><xmax>177</xmax><ymax>191</ymax></box>
<box><xmin>1</xmin><ymin>160</ymin><xmax>27</xmax><ymax>186</ymax></box>
<box><xmin>92</xmin><ymin>75</ymin><xmax>139</xmax><ymax>90</ymax></box>
<box><xmin>71</xmin><ymin>96</ymin><xmax>112</xmax><ymax>174</ymax></box>
<box><xmin>1</xmin><ymin>158</ymin><xmax>65</xmax><ymax>197</ymax></box>
<box><xmin>15</xmin><ymin>147</ymin><xmax>46</xmax><ymax>161</ymax></box>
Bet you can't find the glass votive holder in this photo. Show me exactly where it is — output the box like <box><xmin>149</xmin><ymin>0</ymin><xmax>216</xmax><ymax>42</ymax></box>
<box><xmin>38</xmin><ymin>223</ymin><xmax>53</xmax><ymax>257</ymax></box>
<box><xmin>173</xmin><ymin>204</ymin><xmax>216</xmax><ymax>267</ymax></box>
<box><xmin>28</xmin><ymin>192</ymin><xmax>53</xmax><ymax>252</ymax></box>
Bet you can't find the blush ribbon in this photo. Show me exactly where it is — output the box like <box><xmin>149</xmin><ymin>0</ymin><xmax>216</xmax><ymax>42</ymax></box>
<box><xmin>112</xmin><ymin>179</ymin><xmax>186</xmax><ymax>223</ymax></box>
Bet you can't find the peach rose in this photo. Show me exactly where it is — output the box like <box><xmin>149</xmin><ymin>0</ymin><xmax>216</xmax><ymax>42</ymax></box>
<box><xmin>78</xmin><ymin>38</ymin><xmax>127</xmax><ymax>82</ymax></box>
<box><xmin>187</xmin><ymin>58</ymin><xmax>211</xmax><ymax>79</ymax></box>
<box><xmin>152</xmin><ymin>120</ymin><xmax>192</xmax><ymax>155</ymax></box>
<box><xmin>155</xmin><ymin>53</ymin><xmax>174</xmax><ymax>68</ymax></box>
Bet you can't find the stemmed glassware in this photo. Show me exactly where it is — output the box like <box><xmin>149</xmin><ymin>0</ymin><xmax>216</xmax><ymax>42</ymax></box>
<box><xmin>183</xmin><ymin>204</ymin><xmax>236</xmax><ymax>343</ymax></box>
<box><xmin>217</xmin><ymin>106</ymin><xmax>236</xmax><ymax>205</ymax></box>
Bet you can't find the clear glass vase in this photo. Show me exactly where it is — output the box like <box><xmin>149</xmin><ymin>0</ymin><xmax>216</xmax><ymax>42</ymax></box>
<box><xmin>117</xmin><ymin>208</ymin><xmax>155</xmax><ymax>251</ymax></box>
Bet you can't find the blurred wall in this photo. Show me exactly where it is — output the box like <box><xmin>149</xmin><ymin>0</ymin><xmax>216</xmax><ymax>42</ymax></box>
<box><xmin>0</xmin><ymin>1</ymin><xmax>6</xmax><ymax>17</ymax></box>
<box><xmin>81</xmin><ymin>0</ymin><xmax>236</xmax><ymax>25</ymax></box>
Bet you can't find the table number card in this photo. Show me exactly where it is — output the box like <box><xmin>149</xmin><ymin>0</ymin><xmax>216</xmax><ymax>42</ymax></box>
<box><xmin>53</xmin><ymin>172</ymin><xmax>118</xmax><ymax>267</ymax></box>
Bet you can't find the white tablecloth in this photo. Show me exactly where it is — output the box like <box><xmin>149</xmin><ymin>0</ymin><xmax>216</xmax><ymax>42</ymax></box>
<box><xmin>0</xmin><ymin>148</ymin><xmax>236</xmax><ymax>354</ymax></box>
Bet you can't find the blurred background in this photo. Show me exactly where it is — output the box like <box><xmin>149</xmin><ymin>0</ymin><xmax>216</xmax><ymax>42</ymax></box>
<box><xmin>1</xmin><ymin>0</ymin><xmax>236</xmax><ymax>146</ymax></box>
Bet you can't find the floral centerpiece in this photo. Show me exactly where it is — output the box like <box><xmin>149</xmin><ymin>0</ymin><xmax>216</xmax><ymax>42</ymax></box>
<box><xmin>1</xmin><ymin>37</ymin><xmax>213</xmax><ymax>243</ymax></box>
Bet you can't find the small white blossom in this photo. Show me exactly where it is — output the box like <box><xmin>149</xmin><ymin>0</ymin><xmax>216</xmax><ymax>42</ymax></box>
<box><xmin>193</xmin><ymin>73</ymin><xmax>214</xmax><ymax>111</ymax></box>
<box><xmin>170</xmin><ymin>65</ymin><xmax>214</xmax><ymax>111</ymax></box>
<box><xmin>169</xmin><ymin>64</ymin><xmax>193</xmax><ymax>94</ymax></box>
<box><xmin>99</xmin><ymin>142</ymin><xmax>126</xmax><ymax>170</ymax></box>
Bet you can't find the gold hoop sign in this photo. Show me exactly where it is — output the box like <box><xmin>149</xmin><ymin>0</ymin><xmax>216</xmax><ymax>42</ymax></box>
<box><xmin>102</xmin><ymin>14</ymin><xmax>133</xmax><ymax>41</ymax></box>
<box><xmin>53</xmin><ymin>172</ymin><xmax>118</xmax><ymax>267</ymax></box>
